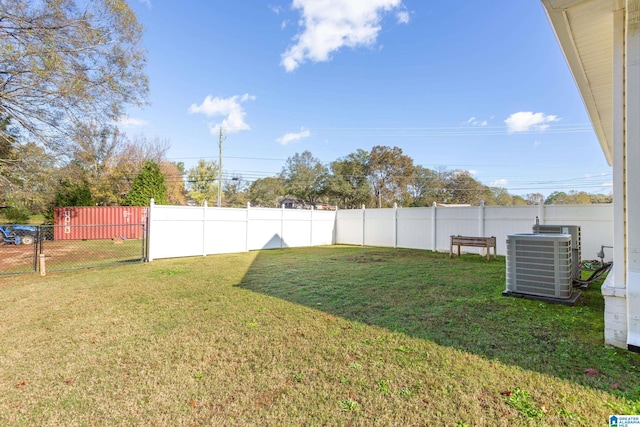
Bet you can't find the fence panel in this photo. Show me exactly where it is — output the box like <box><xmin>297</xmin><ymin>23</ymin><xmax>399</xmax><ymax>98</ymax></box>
<box><xmin>311</xmin><ymin>211</ymin><xmax>337</xmax><ymax>246</ymax></box>
<box><xmin>335</xmin><ymin>209</ymin><xmax>364</xmax><ymax>245</ymax></box>
<box><xmin>205</xmin><ymin>208</ymin><xmax>248</xmax><ymax>255</ymax></box>
<box><xmin>40</xmin><ymin>225</ymin><xmax>146</xmax><ymax>272</ymax></box>
<box><xmin>282</xmin><ymin>209</ymin><xmax>313</xmax><ymax>248</ymax></box>
<box><xmin>434</xmin><ymin>207</ymin><xmax>483</xmax><ymax>253</ymax></box>
<box><xmin>544</xmin><ymin>204</ymin><xmax>613</xmax><ymax>261</ymax></box>
<box><xmin>484</xmin><ymin>206</ymin><xmax>538</xmax><ymax>255</ymax></box>
<box><xmin>149</xmin><ymin>206</ymin><xmax>203</xmax><ymax>259</ymax></box>
<box><xmin>248</xmin><ymin>208</ymin><xmax>286</xmax><ymax>250</ymax></box>
<box><xmin>397</xmin><ymin>207</ymin><xmax>433</xmax><ymax>250</ymax></box>
<box><xmin>364</xmin><ymin>208</ymin><xmax>395</xmax><ymax>247</ymax></box>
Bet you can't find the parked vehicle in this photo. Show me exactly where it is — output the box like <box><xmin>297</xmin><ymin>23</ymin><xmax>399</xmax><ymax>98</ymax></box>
<box><xmin>0</xmin><ymin>225</ymin><xmax>23</xmax><ymax>244</ymax></box>
<box><xmin>0</xmin><ymin>224</ymin><xmax>37</xmax><ymax>245</ymax></box>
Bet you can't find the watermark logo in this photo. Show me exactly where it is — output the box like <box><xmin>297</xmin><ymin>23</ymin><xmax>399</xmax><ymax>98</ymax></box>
<box><xmin>610</xmin><ymin>415</ymin><xmax>640</xmax><ymax>426</ymax></box>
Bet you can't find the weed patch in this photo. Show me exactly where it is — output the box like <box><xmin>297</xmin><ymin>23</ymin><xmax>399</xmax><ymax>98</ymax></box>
<box><xmin>503</xmin><ymin>388</ymin><xmax>545</xmax><ymax>419</ymax></box>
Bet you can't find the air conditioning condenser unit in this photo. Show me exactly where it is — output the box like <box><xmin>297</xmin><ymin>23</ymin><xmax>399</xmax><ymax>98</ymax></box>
<box><xmin>532</xmin><ymin>224</ymin><xmax>581</xmax><ymax>280</ymax></box>
<box><xmin>503</xmin><ymin>233</ymin><xmax>580</xmax><ymax>305</ymax></box>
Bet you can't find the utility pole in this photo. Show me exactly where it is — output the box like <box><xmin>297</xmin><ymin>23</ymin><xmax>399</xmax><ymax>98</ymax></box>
<box><xmin>217</xmin><ymin>127</ymin><xmax>226</xmax><ymax>207</ymax></box>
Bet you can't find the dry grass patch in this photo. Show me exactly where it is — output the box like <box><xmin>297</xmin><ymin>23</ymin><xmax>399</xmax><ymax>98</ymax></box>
<box><xmin>0</xmin><ymin>246</ymin><xmax>638</xmax><ymax>426</ymax></box>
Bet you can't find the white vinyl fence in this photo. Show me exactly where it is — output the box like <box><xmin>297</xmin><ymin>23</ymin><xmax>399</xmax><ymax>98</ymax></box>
<box><xmin>147</xmin><ymin>201</ymin><xmax>336</xmax><ymax>260</ymax></box>
<box><xmin>335</xmin><ymin>203</ymin><xmax>614</xmax><ymax>261</ymax></box>
<box><xmin>146</xmin><ymin>200</ymin><xmax>613</xmax><ymax>262</ymax></box>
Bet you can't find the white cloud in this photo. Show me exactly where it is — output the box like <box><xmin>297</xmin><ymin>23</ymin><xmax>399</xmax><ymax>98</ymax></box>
<box><xmin>533</xmin><ymin>140</ymin><xmax>541</xmax><ymax>148</ymax></box>
<box><xmin>269</xmin><ymin>4</ymin><xmax>285</xmax><ymax>14</ymax></box>
<box><xmin>492</xmin><ymin>179</ymin><xmax>509</xmax><ymax>186</ymax></box>
<box><xmin>504</xmin><ymin>111</ymin><xmax>559</xmax><ymax>133</ymax></box>
<box><xmin>281</xmin><ymin>20</ymin><xmax>288</xmax><ymax>30</ymax></box>
<box><xmin>602</xmin><ymin>181</ymin><xmax>613</xmax><ymax>187</ymax></box>
<box><xmin>188</xmin><ymin>94</ymin><xmax>255</xmax><ymax>134</ymax></box>
<box><xmin>396</xmin><ymin>8</ymin><xmax>410</xmax><ymax>24</ymax></box>
<box><xmin>117</xmin><ymin>116</ymin><xmax>149</xmax><ymax>128</ymax></box>
<box><xmin>139</xmin><ymin>0</ymin><xmax>151</xmax><ymax>9</ymax></box>
<box><xmin>281</xmin><ymin>0</ymin><xmax>407</xmax><ymax>72</ymax></box>
<box><xmin>465</xmin><ymin>116</ymin><xmax>488</xmax><ymax>127</ymax></box>
<box><xmin>452</xmin><ymin>169</ymin><xmax>478</xmax><ymax>176</ymax></box>
<box><xmin>277</xmin><ymin>127</ymin><xmax>311</xmax><ymax>145</ymax></box>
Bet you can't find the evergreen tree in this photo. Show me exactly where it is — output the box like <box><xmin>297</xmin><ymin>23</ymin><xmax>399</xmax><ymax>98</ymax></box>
<box><xmin>54</xmin><ymin>179</ymin><xmax>93</xmax><ymax>207</ymax></box>
<box><xmin>125</xmin><ymin>161</ymin><xmax>168</xmax><ymax>206</ymax></box>
<box><xmin>46</xmin><ymin>177</ymin><xmax>94</xmax><ymax>221</ymax></box>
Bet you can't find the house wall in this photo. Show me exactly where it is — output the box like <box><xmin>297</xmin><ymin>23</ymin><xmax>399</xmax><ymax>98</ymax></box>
<box><xmin>541</xmin><ymin>0</ymin><xmax>634</xmax><ymax>351</ymax></box>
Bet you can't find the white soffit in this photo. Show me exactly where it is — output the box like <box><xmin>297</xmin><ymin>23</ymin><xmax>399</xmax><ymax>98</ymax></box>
<box><xmin>542</xmin><ymin>0</ymin><xmax>620</xmax><ymax>165</ymax></box>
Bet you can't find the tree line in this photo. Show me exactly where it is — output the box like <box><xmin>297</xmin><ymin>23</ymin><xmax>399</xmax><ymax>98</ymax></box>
<box><xmin>0</xmin><ymin>127</ymin><xmax>612</xmax><ymax>222</ymax></box>
<box><xmin>241</xmin><ymin>147</ymin><xmax>612</xmax><ymax>209</ymax></box>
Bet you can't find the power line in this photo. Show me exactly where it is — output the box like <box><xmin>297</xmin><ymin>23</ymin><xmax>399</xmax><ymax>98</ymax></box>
<box><xmin>158</xmin><ymin>171</ymin><xmax>613</xmax><ymax>193</ymax></box>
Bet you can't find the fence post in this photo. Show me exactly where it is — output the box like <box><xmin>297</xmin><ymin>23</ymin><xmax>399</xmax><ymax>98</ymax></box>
<box><xmin>479</xmin><ymin>200</ymin><xmax>485</xmax><ymax>237</ymax></box>
<box><xmin>479</xmin><ymin>200</ymin><xmax>486</xmax><ymax>257</ymax></box>
<box><xmin>538</xmin><ymin>201</ymin><xmax>545</xmax><ymax>224</ymax></box>
<box><xmin>246</xmin><ymin>202</ymin><xmax>250</xmax><ymax>252</ymax></box>
<box><xmin>393</xmin><ymin>203</ymin><xmax>398</xmax><ymax>248</ymax></box>
<box><xmin>203</xmin><ymin>200</ymin><xmax>207</xmax><ymax>256</ymax></box>
<box><xmin>148</xmin><ymin>198</ymin><xmax>155</xmax><ymax>262</ymax></box>
<box><xmin>333</xmin><ymin>206</ymin><xmax>338</xmax><ymax>245</ymax></box>
<box><xmin>362</xmin><ymin>204</ymin><xmax>366</xmax><ymax>247</ymax></box>
<box><xmin>39</xmin><ymin>253</ymin><xmax>46</xmax><ymax>276</ymax></box>
<box><xmin>310</xmin><ymin>205</ymin><xmax>314</xmax><ymax>246</ymax></box>
<box><xmin>432</xmin><ymin>202</ymin><xmax>437</xmax><ymax>252</ymax></box>
<box><xmin>281</xmin><ymin>204</ymin><xmax>285</xmax><ymax>249</ymax></box>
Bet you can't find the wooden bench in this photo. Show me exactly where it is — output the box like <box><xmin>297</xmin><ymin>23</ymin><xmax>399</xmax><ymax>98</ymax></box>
<box><xmin>450</xmin><ymin>235</ymin><xmax>497</xmax><ymax>261</ymax></box>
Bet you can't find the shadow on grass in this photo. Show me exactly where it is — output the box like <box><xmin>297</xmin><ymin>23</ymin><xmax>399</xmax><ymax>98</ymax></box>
<box><xmin>237</xmin><ymin>245</ymin><xmax>640</xmax><ymax>401</ymax></box>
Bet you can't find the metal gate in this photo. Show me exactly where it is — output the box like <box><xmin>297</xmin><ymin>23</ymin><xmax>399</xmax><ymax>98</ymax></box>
<box><xmin>39</xmin><ymin>224</ymin><xmax>147</xmax><ymax>272</ymax></box>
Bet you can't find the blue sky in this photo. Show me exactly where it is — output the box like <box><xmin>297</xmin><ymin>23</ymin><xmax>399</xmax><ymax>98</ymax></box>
<box><xmin>120</xmin><ymin>0</ymin><xmax>612</xmax><ymax>198</ymax></box>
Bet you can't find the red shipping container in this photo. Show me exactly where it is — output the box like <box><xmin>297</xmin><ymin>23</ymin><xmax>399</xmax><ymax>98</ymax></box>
<box><xmin>53</xmin><ymin>206</ymin><xmax>148</xmax><ymax>241</ymax></box>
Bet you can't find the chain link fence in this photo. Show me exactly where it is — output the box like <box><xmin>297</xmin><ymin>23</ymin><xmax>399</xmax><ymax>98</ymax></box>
<box><xmin>0</xmin><ymin>224</ymin><xmax>147</xmax><ymax>275</ymax></box>
<box><xmin>0</xmin><ymin>225</ymin><xmax>38</xmax><ymax>275</ymax></box>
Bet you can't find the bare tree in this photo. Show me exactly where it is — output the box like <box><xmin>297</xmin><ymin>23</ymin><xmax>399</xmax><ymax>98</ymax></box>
<box><xmin>160</xmin><ymin>161</ymin><xmax>186</xmax><ymax>205</ymax></box>
<box><xmin>0</xmin><ymin>0</ymin><xmax>148</xmax><ymax>150</ymax></box>
<box><xmin>108</xmin><ymin>135</ymin><xmax>170</xmax><ymax>204</ymax></box>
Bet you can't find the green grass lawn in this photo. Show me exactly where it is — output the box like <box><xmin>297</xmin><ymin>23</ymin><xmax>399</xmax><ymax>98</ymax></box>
<box><xmin>0</xmin><ymin>246</ymin><xmax>638</xmax><ymax>426</ymax></box>
<box><xmin>41</xmin><ymin>238</ymin><xmax>145</xmax><ymax>271</ymax></box>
